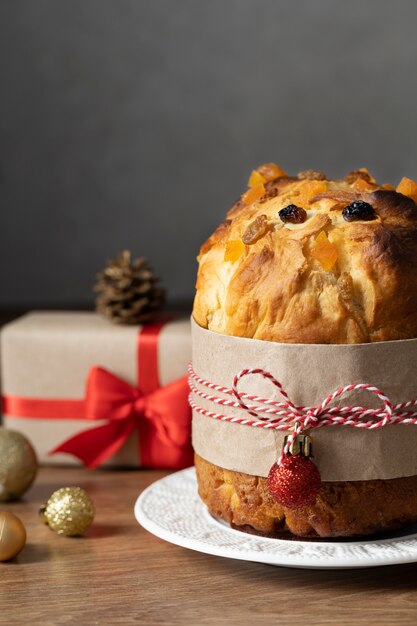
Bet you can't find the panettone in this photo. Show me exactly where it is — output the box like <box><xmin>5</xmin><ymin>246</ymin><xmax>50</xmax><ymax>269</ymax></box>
<box><xmin>192</xmin><ymin>165</ymin><xmax>417</xmax><ymax>538</ymax></box>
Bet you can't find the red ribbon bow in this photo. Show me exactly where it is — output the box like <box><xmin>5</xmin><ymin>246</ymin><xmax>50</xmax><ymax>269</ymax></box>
<box><xmin>52</xmin><ymin>366</ymin><xmax>193</xmax><ymax>469</ymax></box>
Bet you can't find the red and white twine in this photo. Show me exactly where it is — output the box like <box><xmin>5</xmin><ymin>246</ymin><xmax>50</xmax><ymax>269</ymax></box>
<box><xmin>188</xmin><ymin>364</ymin><xmax>417</xmax><ymax>464</ymax></box>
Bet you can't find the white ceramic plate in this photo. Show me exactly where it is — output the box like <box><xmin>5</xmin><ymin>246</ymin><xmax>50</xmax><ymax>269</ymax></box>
<box><xmin>134</xmin><ymin>467</ymin><xmax>417</xmax><ymax>569</ymax></box>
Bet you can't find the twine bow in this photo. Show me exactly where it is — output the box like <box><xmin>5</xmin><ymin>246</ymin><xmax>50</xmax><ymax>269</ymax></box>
<box><xmin>188</xmin><ymin>364</ymin><xmax>417</xmax><ymax>463</ymax></box>
<box><xmin>231</xmin><ymin>368</ymin><xmax>394</xmax><ymax>464</ymax></box>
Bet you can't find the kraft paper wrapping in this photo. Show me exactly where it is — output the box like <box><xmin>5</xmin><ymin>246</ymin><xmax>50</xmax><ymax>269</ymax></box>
<box><xmin>191</xmin><ymin>319</ymin><xmax>417</xmax><ymax>481</ymax></box>
<box><xmin>0</xmin><ymin>312</ymin><xmax>191</xmax><ymax>466</ymax></box>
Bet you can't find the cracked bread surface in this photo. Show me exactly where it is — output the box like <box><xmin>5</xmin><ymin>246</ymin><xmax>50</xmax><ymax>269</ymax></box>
<box><xmin>193</xmin><ymin>170</ymin><xmax>417</xmax><ymax>344</ymax></box>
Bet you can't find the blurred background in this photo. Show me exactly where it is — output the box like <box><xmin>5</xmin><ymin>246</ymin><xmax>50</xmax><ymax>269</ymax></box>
<box><xmin>1</xmin><ymin>0</ymin><xmax>417</xmax><ymax>311</ymax></box>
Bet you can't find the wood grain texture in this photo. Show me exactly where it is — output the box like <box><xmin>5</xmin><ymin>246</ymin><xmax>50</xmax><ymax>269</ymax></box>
<box><xmin>1</xmin><ymin>466</ymin><xmax>417</xmax><ymax>626</ymax></box>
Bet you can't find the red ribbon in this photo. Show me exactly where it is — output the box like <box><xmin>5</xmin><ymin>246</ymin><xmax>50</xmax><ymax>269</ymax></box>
<box><xmin>2</xmin><ymin>321</ymin><xmax>193</xmax><ymax>469</ymax></box>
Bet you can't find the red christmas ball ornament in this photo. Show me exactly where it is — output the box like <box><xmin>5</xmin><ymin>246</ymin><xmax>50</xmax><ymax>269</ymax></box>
<box><xmin>267</xmin><ymin>455</ymin><xmax>321</xmax><ymax>509</ymax></box>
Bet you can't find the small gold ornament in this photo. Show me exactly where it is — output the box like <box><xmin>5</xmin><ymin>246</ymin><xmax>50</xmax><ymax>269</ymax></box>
<box><xmin>0</xmin><ymin>512</ymin><xmax>26</xmax><ymax>560</ymax></box>
<box><xmin>0</xmin><ymin>428</ymin><xmax>38</xmax><ymax>501</ymax></box>
<box><xmin>39</xmin><ymin>487</ymin><xmax>95</xmax><ymax>536</ymax></box>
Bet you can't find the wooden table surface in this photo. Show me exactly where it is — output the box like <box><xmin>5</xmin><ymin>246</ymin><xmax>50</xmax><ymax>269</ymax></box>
<box><xmin>1</xmin><ymin>466</ymin><xmax>417</xmax><ymax>626</ymax></box>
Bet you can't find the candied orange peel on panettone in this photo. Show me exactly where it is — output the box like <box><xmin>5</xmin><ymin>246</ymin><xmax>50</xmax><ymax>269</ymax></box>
<box><xmin>310</xmin><ymin>230</ymin><xmax>338</xmax><ymax>272</ymax></box>
<box><xmin>396</xmin><ymin>176</ymin><xmax>417</xmax><ymax>203</ymax></box>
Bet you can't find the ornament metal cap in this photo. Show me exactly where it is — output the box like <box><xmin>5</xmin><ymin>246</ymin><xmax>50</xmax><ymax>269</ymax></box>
<box><xmin>38</xmin><ymin>504</ymin><xmax>48</xmax><ymax>525</ymax></box>
<box><xmin>283</xmin><ymin>433</ymin><xmax>312</xmax><ymax>457</ymax></box>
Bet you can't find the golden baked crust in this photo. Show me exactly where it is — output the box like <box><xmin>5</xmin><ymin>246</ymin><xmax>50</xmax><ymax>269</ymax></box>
<box><xmin>195</xmin><ymin>454</ymin><xmax>417</xmax><ymax>538</ymax></box>
<box><xmin>193</xmin><ymin>169</ymin><xmax>417</xmax><ymax>343</ymax></box>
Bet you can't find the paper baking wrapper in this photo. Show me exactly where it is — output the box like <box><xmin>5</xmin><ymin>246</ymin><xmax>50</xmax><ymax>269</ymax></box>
<box><xmin>191</xmin><ymin>319</ymin><xmax>417</xmax><ymax>481</ymax></box>
<box><xmin>1</xmin><ymin>312</ymin><xmax>191</xmax><ymax>466</ymax></box>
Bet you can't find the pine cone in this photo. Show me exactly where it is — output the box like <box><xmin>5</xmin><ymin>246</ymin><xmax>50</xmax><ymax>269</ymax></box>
<box><xmin>94</xmin><ymin>251</ymin><xmax>165</xmax><ymax>325</ymax></box>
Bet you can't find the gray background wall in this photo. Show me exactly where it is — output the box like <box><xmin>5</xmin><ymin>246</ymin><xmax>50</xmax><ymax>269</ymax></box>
<box><xmin>1</xmin><ymin>0</ymin><xmax>417</xmax><ymax>308</ymax></box>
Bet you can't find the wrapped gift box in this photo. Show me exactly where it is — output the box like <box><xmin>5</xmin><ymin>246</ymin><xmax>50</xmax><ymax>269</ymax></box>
<box><xmin>0</xmin><ymin>312</ymin><xmax>193</xmax><ymax>468</ymax></box>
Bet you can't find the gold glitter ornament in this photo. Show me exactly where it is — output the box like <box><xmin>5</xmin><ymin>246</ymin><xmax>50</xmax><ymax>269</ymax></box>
<box><xmin>0</xmin><ymin>428</ymin><xmax>38</xmax><ymax>502</ymax></box>
<box><xmin>0</xmin><ymin>512</ymin><xmax>26</xmax><ymax>560</ymax></box>
<box><xmin>39</xmin><ymin>487</ymin><xmax>95</xmax><ymax>536</ymax></box>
